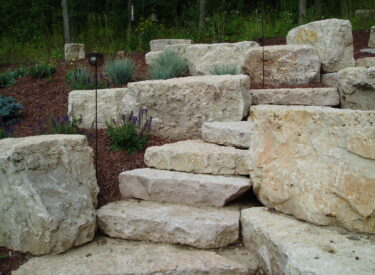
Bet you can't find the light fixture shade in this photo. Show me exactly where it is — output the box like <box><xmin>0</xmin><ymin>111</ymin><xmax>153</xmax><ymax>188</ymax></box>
<box><xmin>88</xmin><ymin>52</ymin><xmax>104</xmax><ymax>66</ymax></box>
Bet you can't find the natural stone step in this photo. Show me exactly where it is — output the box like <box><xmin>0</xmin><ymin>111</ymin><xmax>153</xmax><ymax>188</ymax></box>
<box><xmin>97</xmin><ymin>200</ymin><xmax>240</xmax><ymax>249</ymax></box>
<box><xmin>241</xmin><ymin>207</ymin><xmax>375</xmax><ymax>275</ymax></box>
<box><xmin>202</xmin><ymin>121</ymin><xmax>254</xmax><ymax>148</ymax></box>
<box><xmin>150</xmin><ymin>39</ymin><xmax>192</xmax><ymax>52</ymax></box>
<box><xmin>119</xmin><ymin>168</ymin><xmax>251</xmax><ymax>207</ymax></box>
<box><xmin>250</xmin><ymin>88</ymin><xmax>340</xmax><ymax>106</ymax></box>
<box><xmin>14</xmin><ymin>237</ymin><xmax>256</xmax><ymax>275</ymax></box>
<box><xmin>144</xmin><ymin>139</ymin><xmax>250</xmax><ymax>175</ymax></box>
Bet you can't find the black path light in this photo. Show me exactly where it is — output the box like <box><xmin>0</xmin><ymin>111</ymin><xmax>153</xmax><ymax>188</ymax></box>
<box><xmin>87</xmin><ymin>52</ymin><xmax>104</xmax><ymax>183</ymax></box>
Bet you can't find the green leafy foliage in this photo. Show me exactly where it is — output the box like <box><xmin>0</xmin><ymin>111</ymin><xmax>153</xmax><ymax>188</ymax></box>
<box><xmin>210</xmin><ymin>64</ymin><xmax>241</xmax><ymax>75</ymax></box>
<box><xmin>106</xmin><ymin>109</ymin><xmax>152</xmax><ymax>154</ymax></box>
<box><xmin>0</xmin><ymin>67</ymin><xmax>28</xmax><ymax>88</ymax></box>
<box><xmin>149</xmin><ymin>51</ymin><xmax>188</xmax><ymax>80</ymax></box>
<box><xmin>29</xmin><ymin>63</ymin><xmax>56</xmax><ymax>79</ymax></box>
<box><xmin>0</xmin><ymin>95</ymin><xmax>23</xmax><ymax>126</ymax></box>
<box><xmin>104</xmin><ymin>58</ymin><xmax>135</xmax><ymax>85</ymax></box>
<box><xmin>0</xmin><ymin>128</ymin><xmax>9</xmax><ymax>139</ymax></box>
<box><xmin>66</xmin><ymin>67</ymin><xmax>109</xmax><ymax>89</ymax></box>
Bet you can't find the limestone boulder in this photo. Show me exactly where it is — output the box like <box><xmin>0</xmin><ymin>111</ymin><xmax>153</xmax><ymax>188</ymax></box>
<box><xmin>145</xmin><ymin>140</ymin><xmax>250</xmax><ymax>175</ymax></box>
<box><xmin>184</xmin><ymin>41</ymin><xmax>259</xmax><ymax>75</ymax></box>
<box><xmin>322</xmin><ymin>73</ymin><xmax>339</xmax><ymax>87</ymax></box>
<box><xmin>369</xmin><ymin>26</ymin><xmax>375</xmax><ymax>48</ymax></box>
<box><xmin>97</xmin><ymin>200</ymin><xmax>240</xmax><ymax>248</ymax></box>
<box><xmin>243</xmin><ymin>45</ymin><xmax>321</xmax><ymax>86</ymax></box>
<box><xmin>68</xmin><ymin>88</ymin><xmax>127</xmax><ymax>128</ymax></box>
<box><xmin>14</xmin><ymin>237</ymin><xmax>253</xmax><ymax>275</ymax></box>
<box><xmin>121</xmin><ymin>75</ymin><xmax>250</xmax><ymax>139</ymax></box>
<box><xmin>337</xmin><ymin>66</ymin><xmax>375</xmax><ymax>110</ymax></box>
<box><xmin>241</xmin><ymin>207</ymin><xmax>375</xmax><ymax>275</ymax></box>
<box><xmin>145</xmin><ymin>44</ymin><xmax>191</xmax><ymax>65</ymax></box>
<box><xmin>356</xmin><ymin>57</ymin><xmax>375</xmax><ymax>67</ymax></box>
<box><xmin>145</xmin><ymin>51</ymin><xmax>162</xmax><ymax>65</ymax></box>
<box><xmin>248</xmin><ymin>105</ymin><xmax>375</xmax><ymax>233</ymax></box>
<box><xmin>360</xmin><ymin>48</ymin><xmax>375</xmax><ymax>54</ymax></box>
<box><xmin>64</xmin><ymin>43</ymin><xmax>85</xmax><ymax>61</ymax></box>
<box><xmin>287</xmin><ymin>19</ymin><xmax>355</xmax><ymax>73</ymax></box>
<box><xmin>0</xmin><ymin>135</ymin><xmax>98</xmax><ymax>255</ymax></box>
<box><xmin>150</xmin><ymin>39</ymin><xmax>192</xmax><ymax>52</ymax></box>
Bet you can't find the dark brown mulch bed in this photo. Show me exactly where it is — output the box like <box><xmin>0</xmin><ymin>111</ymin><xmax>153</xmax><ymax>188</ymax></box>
<box><xmin>0</xmin><ymin>248</ymin><xmax>27</xmax><ymax>275</ymax></box>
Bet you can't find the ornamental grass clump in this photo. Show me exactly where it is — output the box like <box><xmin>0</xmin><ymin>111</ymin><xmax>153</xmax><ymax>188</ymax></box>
<box><xmin>104</xmin><ymin>58</ymin><xmax>135</xmax><ymax>85</ymax></box>
<box><xmin>210</xmin><ymin>64</ymin><xmax>241</xmax><ymax>75</ymax></box>
<box><xmin>66</xmin><ymin>67</ymin><xmax>110</xmax><ymax>89</ymax></box>
<box><xmin>149</xmin><ymin>51</ymin><xmax>188</xmax><ymax>80</ymax></box>
<box><xmin>29</xmin><ymin>63</ymin><xmax>56</xmax><ymax>79</ymax></box>
<box><xmin>106</xmin><ymin>108</ymin><xmax>152</xmax><ymax>154</ymax></box>
<box><xmin>0</xmin><ymin>67</ymin><xmax>28</xmax><ymax>88</ymax></box>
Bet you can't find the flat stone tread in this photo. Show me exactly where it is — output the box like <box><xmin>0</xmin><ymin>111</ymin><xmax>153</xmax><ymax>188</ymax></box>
<box><xmin>202</xmin><ymin>121</ymin><xmax>254</xmax><ymax>132</ymax></box>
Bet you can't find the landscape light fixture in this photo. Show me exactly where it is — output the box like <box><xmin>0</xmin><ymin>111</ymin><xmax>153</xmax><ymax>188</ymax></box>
<box><xmin>87</xmin><ymin>52</ymin><xmax>104</xmax><ymax>183</ymax></box>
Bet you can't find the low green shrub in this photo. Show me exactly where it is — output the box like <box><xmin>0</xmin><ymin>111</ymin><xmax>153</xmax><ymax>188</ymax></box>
<box><xmin>149</xmin><ymin>51</ymin><xmax>188</xmax><ymax>80</ymax></box>
<box><xmin>210</xmin><ymin>64</ymin><xmax>241</xmax><ymax>75</ymax></box>
<box><xmin>0</xmin><ymin>128</ymin><xmax>9</xmax><ymax>139</ymax></box>
<box><xmin>0</xmin><ymin>126</ymin><xmax>15</xmax><ymax>139</ymax></box>
<box><xmin>104</xmin><ymin>58</ymin><xmax>135</xmax><ymax>85</ymax></box>
<box><xmin>66</xmin><ymin>67</ymin><xmax>110</xmax><ymax>89</ymax></box>
<box><xmin>0</xmin><ymin>95</ymin><xmax>23</xmax><ymax>125</ymax></box>
<box><xmin>0</xmin><ymin>67</ymin><xmax>28</xmax><ymax>88</ymax></box>
<box><xmin>29</xmin><ymin>63</ymin><xmax>56</xmax><ymax>79</ymax></box>
<box><xmin>106</xmin><ymin>109</ymin><xmax>152</xmax><ymax>154</ymax></box>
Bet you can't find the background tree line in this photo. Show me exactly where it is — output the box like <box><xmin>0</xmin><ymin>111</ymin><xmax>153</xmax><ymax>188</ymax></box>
<box><xmin>0</xmin><ymin>0</ymin><xmax>374</xmax><ymax>63</ymax></box>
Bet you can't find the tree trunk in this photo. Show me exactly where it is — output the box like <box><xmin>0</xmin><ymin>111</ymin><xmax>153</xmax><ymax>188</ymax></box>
<box><xmin>199</xmin><ymin>0</ymin><xmax>207</xmax><ymax>33</ymax></box>
<box><xmin>298</xmin><ymin>0</ymin><xmax>306</xmax><ymax>25</ymax></box>
<box><xmin>61</xmin><ymin>0</ymin><xmax>71</xmax><ymax>43</ymax></box>
<box><xmin>127</xmin><ymin>0</ymin><xmax>132</xmax><ymax>33</ymax></box>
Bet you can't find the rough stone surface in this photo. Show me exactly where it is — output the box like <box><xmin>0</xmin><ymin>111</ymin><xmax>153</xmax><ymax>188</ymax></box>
<box><xmin>337</xmin><ymin>66</ymin><xmax>375</xmax><ymax>110</ymax></box>
<box><xmin>287</xmin><ymin>19</ymin><xmax>355</xmax><ymax>73</ymax></box>
<box><xmin>68</xmin><ymin>88</ymin><xmax>127</xmax><ymax>128</ymax></box>
<box><xmin>248</xmin><ymin>105</ymin><xmax>375</xmax><ymax>234</ymax></box>
<box><xmin>322</xmin><ymin>72</ymin><xmax>339</xmax><ymax>87</ymax></box>
<box><xmin>243</xmin><ymin>45</ymin><xmax>321</xmax><ymax>86</ymax></box>
<box><xmin>145</xmin><ymin>140</ymin><xmax>250</xmax><ymax>175</ymax></box>
<box><xmin>251</xmin><ymin>88</ymin><xmax>340</xmax><ymax>106</ymax></box>
<box><xmin>184</xmin><ymin>41</ymin><xmax>259</xmax><ymax>75</ymax></box>
<box><xmin>97</xmin><ymin>200</ymin><xmax>240</xmax><ymax>248</ymax></box>
<box><xmin>64</xmin><ymin>43</ymin><xmax>85</xmax><ymax>61</ymax></box>
<box><xmin>119</xmin><ymin>168</ymin><xmax>251</xmax><ymax>207</ymax></box>
<box><xmin>0</xmin><ymin>135</ymin><xmax>98</xmax><ymax>255</ymax></box>
<box><xmin>14</xmin><ymin>237</ymin><xmax>254</xmax><ymax>275</ymax></box>
<box><xmin>150</xmin><ymin>39</ymin><xmax>192</xmax><ymax>52</ymax></box>
<box><xmin>360</xmin><ymin>48</ymin><xmax>375</xmax><ymax>54</ymax></box>
<box><xmin>122</xmin><ymin>75</ymin><xmax>250</xmax><ymax>139</ymax></box>
<box><xmin>356</xmin><ymin>57</ymin><xmax>375</xmax><ymax>67</ymax></box>
<box><xmin>202</xmin><ymin>121</ymin><xmax>254</xmax><ymax>148</ymax></box>
<box><xmin>369</xmin><ymin>26</ymin><xmax>375</xmax><ymax>47</ymax></box>
<box><xmin>145</xmin><ymin>44</ymin><xmax>191</xmax><ymax>65</ymax></box>
<box><xmin>145</xmin><ymin>50</ymin><xmax>162</xmax><ymax>65</ymax></box>
<box><xmin>241</xmin><ymin>207</ymin><xmax>375</xmax><ymax>275</ymax></box>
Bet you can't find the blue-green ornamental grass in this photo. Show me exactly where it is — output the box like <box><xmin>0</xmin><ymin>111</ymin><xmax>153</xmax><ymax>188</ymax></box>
<box><xmin>104</xmin><ymin>58</ymin><xmax>135</xmax><ymax>85</ymax></box>
<box><xmin>66</xmin><ymin>67</ymin><xmax>110</xmax><ymax>90</ymax></box>
<box><xmin>0</xmin><ymin>67</ymin><xmax>28</xmax><ymax>88</ymax></box>
<box><xmin>210</xmin><ymin>64</ymin><xmax>241</xmax><ymax>75</ymax></box>
<box><xmin>149</xmin><ymin>51</ymin><xmax>188</xmax><ymax>80</ymax></box>
<box><xmin>0</xmin><ymin>95</ymin><xmax>23</xmax><ymax>126</ymax></box>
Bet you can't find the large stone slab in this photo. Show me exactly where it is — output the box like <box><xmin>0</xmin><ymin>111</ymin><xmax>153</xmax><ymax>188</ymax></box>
<box><xmin>184</xmin><ymin>41</ymin><xmax>259</xmax><ymax>75</ymax></box>
<box><xmin>14</xmin><ymin>237</ymin><xmax>253</xmax><ymax>275</ymax></box>
<box><xmin>248</xmin><ymin>105</ymin><xmax>375</xmax><ymax>233</ymax></box>
<box><xmin>64</xmin><ymin>43</ymin><xmax>85</xmax><ymax>61</ymax></box>
<box><xmin>242</xmin><ymin>45</ymin><xmax>321</xmax><ymax>86</ymax></box>
<box><xmin>360</xmin><ymin>48</ymin><xmax>375</xmax><ymax>54</ymax></box>
<box><xmin>322</xmin><ymin>73</ymin><xmax>339</xmax><ymax>87</ymax></box>
<box><xmin>97</xmin><ymin>200</ymin><xmax>240</xmax><ymax>248</ymax></box>
<box><xmin>369</xmin><ymin>26</ymin><xmax>375</xmax><ymax>48</ymax></box>
<box><xmin>119</xmin><ymin>168</ymin><xmax>251</xmax><ymax>207</ymax></box>
<box><xmin>122</xmin><ymin>75</ymin><xmax>250</xmax><ymax>139</ymax></box>
<box><xmin>202</xmin><ymin>121</ymin><xmax>254</xmax><ymax>148</ymax></box>
<box><xmin>145</xmin><ymin>140</ymin><xmax>250</xmax><ymax>175</ymax></box>
<box><xmin>251</xmin><ymin>88</ymin><xmax>340</xmax><ymax>106</ymax></box>
<box><xmin>150</xmin><ymin>39</ymin><xmax>192</xmax><ymax>52</ymax></box>
<box><xmin>287</xmin><ymin>19</ymin><xmax>355</xmax><ymax>73</ymax></box>
<box><xmin>145</xmin><ymin>44</ymin><xmax>191</xmax><ymax>65</ymax></box>
<box><xmin>68</xmin><ymin>88</ymin><xmax>127</xmax><ymax>128</ymax></box>
<box><xmin>356</xmin><ymin>57</ymin><xmax>375</xmax><ymax>68</ymax></box>
<box><xmin>241</xmin><ymin>207</ymin><xmax>375</xmax><ymax>275</ymax></box>
<box><xmin>0</xmin><ymin>135</ymin><xmax>98</xmax><ymax>255</ymax></box>
<box><xmin>337</xmin><ymin>67</ymin><xmax>375</xmax><ymax>110</ymax></box>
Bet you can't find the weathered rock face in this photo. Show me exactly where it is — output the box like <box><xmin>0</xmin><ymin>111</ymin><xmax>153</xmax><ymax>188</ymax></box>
<box><xmin>241</xmin><ymin>207</ymin><xmax>375</xmax><ymax>275</ymax></box>
<box><xmin>150</xmin><ymin>39</ymin><xmax>192</xmax><ymax>52</ymax></box>
<box><xmin>121</xmin><ymin>75</ymin><xmax>250</xmax><ymax>139</ymax></box>
<box><xmin>322</xmin><ymin>72</ymin><xmax>339</xmax><ymax>87</ymax></box>
<box><xmin>337</xmin><ymin>67</ymin><xmax>375</xmax><ymax>110</ymax></box>
<box><xmin>64</xmin><ymin>43</ymin><xmax>85</xmax><ymax>61</ymax></box>
<box><xmin>287</xmin><ymin>19</ymin><xmax>355</xmax><ymax>73</ymax></box>
<box><xmin>14</xmin><ymin>237</ymin><xmax>252</xmax><ymax>275</ymax></box>
<box><xmin>251</xmin><ymin>88</ymin><xmax>340</xmax><ymax>106</ymax></box>
<box><xmin>248</xmin><ymin>105</ymin><xmax>375</xmax><ymax>234</ymax></box>
<box><xmin>145</xmin><ymin>140</ymin><xmax>250</xmax><ymax>175</ymax></box>
<box><xmin>243</xmin><ymin>45</ymin><xmax>321</xmax><ymax>86</ymax></box>
<box><xmin>356</xmin><ymin>57</ymin><xmax>375</xmax><ymax>67</ymax></box>
<box><xmin>202</xmin><ymin>122</ymin><xmax>254</xmax><ymax>149</ymax></box>
<box><xmin>0</xmin><ymin>135</ymin><xmax>98</xmax><ymax>255</ymax></box>
<box><xmin>369</xmin><ymin>26</ymin><xmax>375</xmax><ymax>48</ymax></box>
<box><xmin>68</xmin><ymin>88</ymin><xmax>127</xmax><ymax>128</ymax></box>
<box><xmin>97</xmin><ymin>200</ymin><xmax>240</xmax><ymax>248</ymax></box>
<box><xmin>184</xmin><ymin>41</ymin><xmax>259</xmax><ymax>75</ymax></box>
<box><xmin>119</xmin><ymin>168</ymin><xmax>251</xmax><ymax>207</ymax></box>
<box><xmin>145</xmin><ymin>44</ymin><xmax>191</xmax><ymax>65</ymax></box>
